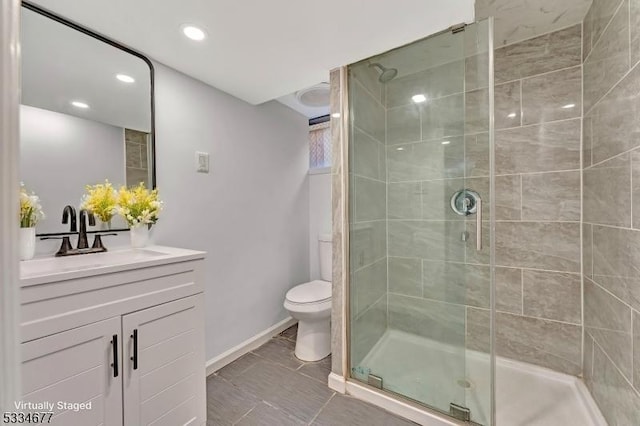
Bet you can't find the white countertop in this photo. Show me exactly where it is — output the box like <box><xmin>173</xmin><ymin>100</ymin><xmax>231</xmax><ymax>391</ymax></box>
<box><xmin>20</xmin><ymin>245</ymin><xmax>206</xmax><ymax>287</ymax></box>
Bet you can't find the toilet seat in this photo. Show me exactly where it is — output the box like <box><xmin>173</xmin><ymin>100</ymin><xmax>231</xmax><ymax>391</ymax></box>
<box><xmin>285</xmin><ymin>280</ymin><xmax>331</xmax><ymax>305</ymax></box>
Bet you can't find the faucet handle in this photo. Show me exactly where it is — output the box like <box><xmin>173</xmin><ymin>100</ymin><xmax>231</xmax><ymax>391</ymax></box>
<box><xmin>91</xmin><ymin>233</ymin><xmax>117</xmax><ymax>251</ymax></box>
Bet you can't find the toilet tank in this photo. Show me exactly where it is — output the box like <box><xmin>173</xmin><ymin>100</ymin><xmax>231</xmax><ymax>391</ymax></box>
<box><xmin>319</xmin><ymin>234</ymin><xmax>332</xmax><ymax>282</ymax></box>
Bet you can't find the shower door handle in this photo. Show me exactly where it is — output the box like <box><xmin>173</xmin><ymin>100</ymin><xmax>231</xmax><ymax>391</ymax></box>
<box><xmin>476</xmin><ymin>197</ymin><xmax>482</xmax><ymax>251</ymax></box>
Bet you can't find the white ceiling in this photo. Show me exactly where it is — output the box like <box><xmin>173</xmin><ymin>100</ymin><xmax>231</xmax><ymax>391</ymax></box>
<box><xmin>29</xmin><ymin>0</ymin><xmax>474</xmax><ymax>105</ymax></box>
<box><xmin>476</xmin><ymin>0</ymin><xmax>591</xmax><ymax>47</ymax></box>
<box><xmin>21</xmin><ymin>7</ymin><xmax>151</xmax><ymax>132</ymax></box>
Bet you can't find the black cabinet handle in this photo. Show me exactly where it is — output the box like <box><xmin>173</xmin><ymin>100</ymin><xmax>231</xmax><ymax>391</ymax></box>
<box><xmin>130</xmin><ymin>329</ymin><xmax>138</xmax><ymax>370</ymax></box>
<box><xmin>111</xmin><ymin>335</ymin><xmax>119</xmax><ymax>377</ymax></box>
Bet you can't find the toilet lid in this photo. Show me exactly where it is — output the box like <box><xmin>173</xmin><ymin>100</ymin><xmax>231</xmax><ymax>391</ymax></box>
<box><xmin>286</xmin><ymin>280</ymin><xmax>331</xmax><ymax>304</ymax></box>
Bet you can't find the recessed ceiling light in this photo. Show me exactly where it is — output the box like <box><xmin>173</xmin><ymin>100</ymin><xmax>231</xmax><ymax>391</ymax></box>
<box><xmin>71</xmin><ymin>101</ymin><xmax>89</xmax><ymax>109</ymax></box>
<box><xmin>507</xmin><ymin>112</ymin><xmax>517</xmax><ymax>118</ymax></box>
<box><xmin>331</xmin><ymin>113</ymin><xmax>341</xmax><ymax>118</ymax></box>
<box><xmin>441</xmin><ymin>140</ymin><xmax>451</xmax><ymax>145</ymax></box>
<box><xmin>182</xmin><ymin>25</ymin><xmax>207</xmax><ymax>41</ymax></box>
<box><xmin>412</xmin><ymin>94</ymin><xmax>427</xmax><ymax>103</ymax></box>
<box><xmin>116</xmin><ymin>74</ymin><xmax>135</xmax><ymax>83</ymax></box>
<box><xmin>562</xmin><ymin>103</ymin><xmax>576</xmax><ymax>109</ymax></box>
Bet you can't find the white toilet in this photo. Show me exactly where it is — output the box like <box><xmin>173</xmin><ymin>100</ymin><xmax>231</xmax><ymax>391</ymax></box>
<box><xmin>284</xmin><ymin>234</ymin><xmax>332</xmax><ymax>362</ymax></box>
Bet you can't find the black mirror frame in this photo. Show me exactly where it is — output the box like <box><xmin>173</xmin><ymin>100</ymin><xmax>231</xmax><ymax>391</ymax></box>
<box><xmin>22</xmin><ymin>1</ymin><xmax>156</xmax><ymax>237</ymax></box>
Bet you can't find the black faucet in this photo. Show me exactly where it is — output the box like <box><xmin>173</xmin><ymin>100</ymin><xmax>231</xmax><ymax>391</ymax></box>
<box><xmin>54</xmin><ymin>205</ymin><xmax>77</xmax><ymax>255</ymax></box>
<box><xmin>78</xmin><ymin>209</ymin><xmax>95</xmax><ymax>249</ymax></box>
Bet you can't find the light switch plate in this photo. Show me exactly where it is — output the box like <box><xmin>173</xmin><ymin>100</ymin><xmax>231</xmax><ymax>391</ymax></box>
<box><xmin>196</xmin><ymin>151</ymin><xmax>209</xmax><ymax>173</ymax></box>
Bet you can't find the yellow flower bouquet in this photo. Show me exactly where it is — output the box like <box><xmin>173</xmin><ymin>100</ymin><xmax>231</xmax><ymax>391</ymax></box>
<box><xmin>19</xmin><ymin>183</ymin><xmax>45</xmax><ymax>228</ymax></box>
<box><xmin>116</xmin><ymin>183</ymin><xmax>162</xmax><ymax>227</ymax></box>
<box><xmin>81</xmin><ymin>180</ymin><xmax>118</xmax><ymax>223</ymax></box>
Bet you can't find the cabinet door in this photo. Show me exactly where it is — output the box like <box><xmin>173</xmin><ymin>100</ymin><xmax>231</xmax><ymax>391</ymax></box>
<box><xmin>21</xmin><ymin>317</ymin><xmax>123</xmax><ymax>426</ymax></box>
<box><xmin>122</xmin><ymin>295</ymin><xmax>205</xmax><ymax>426</ymax></box>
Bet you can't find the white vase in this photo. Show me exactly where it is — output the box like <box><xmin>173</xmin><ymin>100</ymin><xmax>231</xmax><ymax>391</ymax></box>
<box><xmin>130</xmin><ymin>225</ymin><xmax>149</xmax><ymax>248</ymax></box>
<box><xmin>19</xmin><ymin>227</ymin><xmax>36</xmax><ymax>260</ymax></box>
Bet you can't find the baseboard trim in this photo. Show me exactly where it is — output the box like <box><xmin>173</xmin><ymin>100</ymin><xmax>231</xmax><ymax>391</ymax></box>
<box><xmin>327</xmin><ymin>372</ymin><xmax>346</xmax><ymax>393</ymax></box>
<box><xmin>206</xmin><ymin>317</ymin><xmax>297</xmax><ymax>377</ymax></box>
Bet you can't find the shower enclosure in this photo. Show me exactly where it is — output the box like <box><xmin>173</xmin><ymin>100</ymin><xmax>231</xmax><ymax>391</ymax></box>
<box><xmin>345</xmin><ymin>19</ymin><xmax>495</xmax><ymax>425</ymax></box>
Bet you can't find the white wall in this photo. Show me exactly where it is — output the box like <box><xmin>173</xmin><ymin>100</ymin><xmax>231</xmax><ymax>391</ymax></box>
<box><xmin>20</xmin><ymin>105</ymin><xmax>126</xmax><ymax>235</ymax></box>
<box><xmin>309</xmin><ymin>172</ymin><xmax>332</xmax><ymax>279</ymax></box>
<box><xmin>152</xmin><ymin>63</ymin><xmax>310</xmax><ymax>360</ymax></box>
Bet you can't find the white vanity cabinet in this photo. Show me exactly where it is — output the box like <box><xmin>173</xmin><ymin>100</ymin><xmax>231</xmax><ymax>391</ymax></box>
<box><xmin>19</xmin><ymin>246</ymin><xmax>207</xmax><ymax>426</ymax></box>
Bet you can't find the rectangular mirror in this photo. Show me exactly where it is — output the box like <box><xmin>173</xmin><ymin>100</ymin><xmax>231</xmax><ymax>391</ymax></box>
<box><xmin>20</xmin><ymin>2</ymin><xmax>155</xmax><ymax>235</ymax></box>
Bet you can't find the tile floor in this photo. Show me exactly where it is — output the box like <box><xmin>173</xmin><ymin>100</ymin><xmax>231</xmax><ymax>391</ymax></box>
<box><xmin>207</xmin><ymin>324</ymin><xmax>417</xmax><ymax>425</ymax></box>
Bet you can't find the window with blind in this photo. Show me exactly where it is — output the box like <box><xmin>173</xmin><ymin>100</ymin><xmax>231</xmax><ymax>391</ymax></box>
<box><xmin>309</xmin><ymin>121</ymin><xmax>331</xmax><ymax>170</ymax></box>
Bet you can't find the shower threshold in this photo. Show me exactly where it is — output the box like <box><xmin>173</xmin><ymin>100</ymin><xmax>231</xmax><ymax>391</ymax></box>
<box><xmin>357</xmin><ymin>329</ymin><xmax>606</xmax><ymax>426</ymax></box>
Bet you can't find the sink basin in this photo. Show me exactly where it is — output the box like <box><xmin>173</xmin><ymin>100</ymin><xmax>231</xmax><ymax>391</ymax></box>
<box><xmin>20</xmin><ymin>248</ymin><xmax>167</xmax><ymax>279</ymax></box>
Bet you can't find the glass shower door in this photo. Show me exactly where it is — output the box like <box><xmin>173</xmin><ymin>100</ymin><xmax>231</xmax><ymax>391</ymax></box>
<box><xmin>348</xmin><ymin>19</ymin><xmax>494</xmax><ymax>425</ymax></box>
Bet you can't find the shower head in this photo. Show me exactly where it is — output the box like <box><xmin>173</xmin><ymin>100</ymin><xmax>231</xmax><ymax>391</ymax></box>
<box><xmin>369</xmin><ymin>63</ymin><xmax>398</xmax><ymax>83</ymax></box>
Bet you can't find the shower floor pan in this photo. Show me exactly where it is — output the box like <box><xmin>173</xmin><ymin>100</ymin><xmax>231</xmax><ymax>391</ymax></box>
<box><xmin>358</xmin><ymin>329</ymin><xmax>606</xmax><ymax>426</ymax></box>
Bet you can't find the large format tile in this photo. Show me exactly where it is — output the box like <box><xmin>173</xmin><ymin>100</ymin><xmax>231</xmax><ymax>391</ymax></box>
<box><xmin>521</xmin><ymin>171</ymin><xmax>581</xmax><ymax>221</ymax></box>
<box><xmin>387</xmin><ymin>104</ymin><xmax>421</xmax><ymax>144</ymax></box>
<box><xmin>216</xmin><ymin>353</ymin><xmax>261</xmax><ymax>381</ymax></box>
<box><xmin>584</xmin><ymin>0</ymin><xmax>625</xmax><ymax>61</ymax></box>
<box><xmin>585</xmin><ymin>277</ymin><xmax>633</xmax><ymax>381</ymax></box>
<box><xmin>496</xmin><ymin>312</ymin><xmax>582</xmax><ymax>375</ymax></box>
<box><xmin>353</xmin><ymin>129</ymin><xmax>385</xmax><ymax>181</ymax></box>
<box><xmin>385</xmin><ymin>60</ymin><xmax>464</xmax><ymax>109</ymax></box>
<box><xmin>312</xmin><ymin>394</ymin><xmax>416</xmax><ymax>426</ymax></box>
<box><xmin>632</xmin><ymin>0</ymin><xmax>640</xmax><ymax>65</ymax></box>
<box><xmin>354</xmin><ymin>176</ymin><xmax>386</xmax><ymax>222</ymax></box>
<box><xmin>584</xmin><ymin>1</ymin><xmax>630</xmax><ymax>112</ymax></box>
<box><xmin>465</xmin><ymin>309</ymin><xmax>582</xmax><ymax>375</ymax></box>
<box><xmin>583</xmin><ymin>113</ymin><xmax>593</xmax><ymax>168</ymax></box>
<box><xmin>494</xmin><ymin>25</ymin><xmax>582</xmax><ymax>83</ymax></box>
<box><xmin>353</xmin><ymin>259</ymin><xmax>387</xmax><ymax>316</ymax></box>
<box><xmin>521</xmin><ymin>66</ymin><xmax>582</xmax><ymax>125</ymax></box>
<box><xmin>388</xmin><ymin>182</ymin><xmax>421</xmax><ymax>220</ymax></box>
<box><xmin>387</xmin><ymin>137</ymin><xmax>465</xmax><ymax>182</ymax></box>
<box><xmin>421</xmin><ymin>178</ymin><xmax>465</xmax><ymax>220</ymax></box>
<box><xmin>496</xmin><ymin>267</ymin><xmax>523</xmax><ymax>314</ymax></box>
<box><xmin>633</xmin><ymin>150</ymin><xmax>640</xmax><ymax>228</ymax></box>
<box><xmin>583</xmin><ymin>223</ymin><xmax>593</xmax><ymax>279</ymax></box>
<box><xmin>495</xmin><ymin>175</ymin><xmax>521</xmax><ymax>220</ymax></box>
<box><xmin>591</xmin><ymin>342</ymin><xmax>640</xmax><ymax>426</ymax></box>
<box><xmin>350</xmin><ymin>221</ymin><xmax>386</xmax><ymax>270</ymax></box>
<box><xmin>422</xmin><ymin>260</ymin><xmax>490</xmax><ymax>309</ymax></box>
<box><xmin>496</xmin><ymin>222</ymin><xmax>581</xmax><ymax>272</ymax></box>
<box><xmin>206</xmin><ymin>375</ymin><xmax>258</xmax><ymax>426</ymax></box>
<box><xmin>388</xmin><ymin>220</ymin><xmax>466</xmax><ymax>261</ymax></box>
<box><xmin>584</xmin><ymin>154</ymin><xmax>631</xmax><ymax>227</ymax></box>
<box><xmin>495</xmin><ymin>119</ymin><xmax>581</xmax><ymax>174</ymax></box>
<box><xmin>231</xmin><ymin>361</ymin><xmax>334</xmax><ymax>423</ymax></box>
<box><xmin>352</xmin><ymin>80</ymin><xmax>385</xmax><ymax>143</ymax></box>
<box><xmin>495</xmin><ymin>81</ymin><xmax>521</xmax><ymax>129</ymax></box>
<box><xmin>592</xmin><ymin>225</ymin><xmax>640</xmax><ymax>311</ymax></box>
<box><xmin>421</xmin><ymin>94</ymin><xmax>465</xmax><ymax>140</ymax></box>
<box><xmin>388</xmin><ymin>294</ymin><xmax>465</xmax><ymax>346</ymax></box>
<box><xmin>388</xmin><ymin>257</ymin><xmax>422</xmax><ymax>297</ymax></box>
<box><xmin>465</xmin><ymin>88</ymin><xmax>489</xmax><ymax>134</ymax></box>
<box><xmin>584</xmin><ymin>332</ymin><xmax>594</xmax><ymax>390</ymax></box>
<box><xmin>465</xmin><ymin>133</ymin><xmax>490</xmax><ymax>177</ymax></box>
<box><xmin>297</xmin><ymin>355</ymin><xmax>332</xmax><ymax>384</ymax></box>
<box><xmin>590</xmin><ymin>63</ymin><xmax>640</xmax><ymax>164</ymax></box>
<box><xmin>522</xmin><ymin>270</ymin><xmax>581</xmax><ymax>323</ymax></box>
<box><xmin>351</xmin><ymin>298</ymin><xmax>386</xmax><ymax>368</ymax></box>
<box><xmin>634</xmin><ymin>311</ymin><xmax>640</xmax><ymax>393</ymax></box>
<box><xmin>235</xmin><ymin>402</ymin><xmax>306</xmax><ymax>426</ymax></box>
<box><xmin>251</xmin><ymin>338</ymin><xmax>303</xmax><ymax>371</ymax></box>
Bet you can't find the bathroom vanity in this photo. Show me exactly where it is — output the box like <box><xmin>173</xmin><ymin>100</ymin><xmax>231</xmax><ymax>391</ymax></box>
<box><xmin>19</xmin><ymin>246</ymin><xmax>206</xmax><ymax>426</ymax></box>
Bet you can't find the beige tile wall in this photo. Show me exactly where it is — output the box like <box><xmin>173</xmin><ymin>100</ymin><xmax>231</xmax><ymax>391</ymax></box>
<box><xmin>583</xmin><ymin>0</ymin><xmax>640</xmax><ymax>422</ymax></box>
<box><xmin>470</xmin><ymin>25</ymin><xmax>584</xmax><ymax>376</ymax></box>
